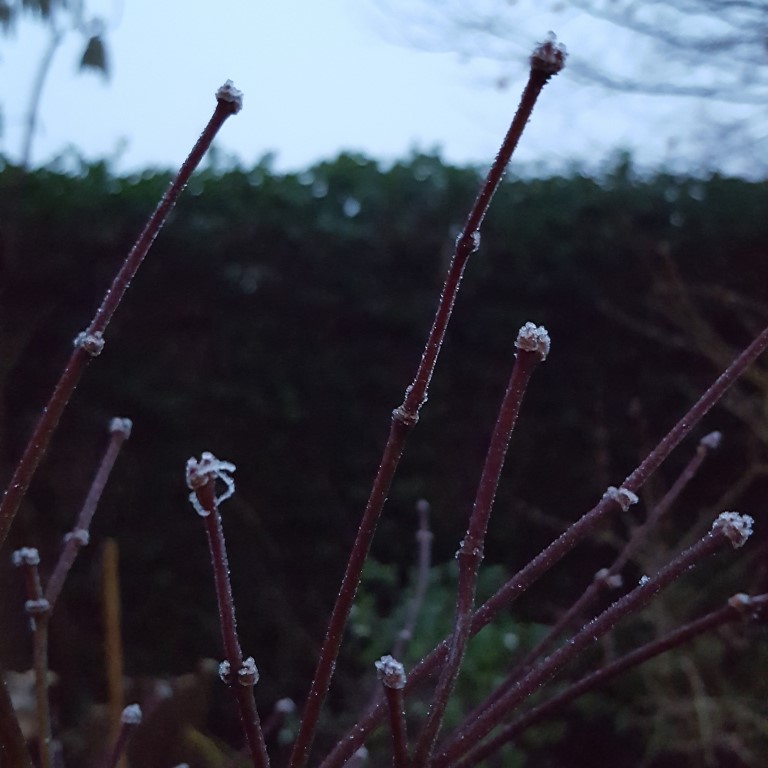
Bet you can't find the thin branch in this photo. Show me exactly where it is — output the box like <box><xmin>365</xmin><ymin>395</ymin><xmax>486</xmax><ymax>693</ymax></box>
<box><xmin>451</xmin><ymin>592</ymin><xmax>768</xmax><ymax>768</ymax></box>
<box><xmin>186</xmin><ymin>453</ymin><xmax>270</xmax><ymax>768</ymax></box>
<box><xmin>0</xmin><ymin>81</ymin><xmax>243</xmax><ymax>552</ymax></box>
<box><xmin>11</xmin><ymin>547</ymin><xmax>52</xmax><ymax>768</ymax></box>
<box><xmin>44</xmin><ymin>417</ymin><xmax>132</xmax><ymax>610</ymax></box>
<box><xmin>411</xmin><ymin>325</ymin><xmax>549</xmax><ymax>766</ymax></box>
<box><xmin>433</xmin><ymin>513</ymin><xmax>754</xmax><ymax>768</ymax></box>
<box><xmin>375</xmin><ymin>656</ymin><xmax>409</xmax><ymax>768</ymax></box>
<box><xmin>99</xmin><ymin>704</ymin><xmax>142</xmax><ymax>768</ymax></box>
<box><xmin>287</xmin><ymin>39</ymin><xmax>565</xmax><ymax>768</ymax></box>
<box><xmin>320</xmin><ymin>313</ymin><xmax>768</xmax><ymax>767</ymax></box>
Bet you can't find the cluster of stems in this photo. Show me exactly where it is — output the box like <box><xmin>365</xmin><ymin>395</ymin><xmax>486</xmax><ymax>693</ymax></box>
<box><xmin>1</xmin><ymin>33</ymin><xmax>766</xmax><ymax>768</ymax></box>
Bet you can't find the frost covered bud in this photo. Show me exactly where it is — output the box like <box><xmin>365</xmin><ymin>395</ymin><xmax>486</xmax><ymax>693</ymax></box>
<box><xmin>237</xmin><ymin>657</ymin><xmax>260</xmax><ymax>687</ymax></box>
<box><xmin>12</xmin><ymin>547</ymin><xmax>40</xmax><ymax>567</ymax></box>
<box><xmin>530</xmin><ymin>33</ymin><xmax>567</xmax><ymax>76</ymax></box>
<box><xmin>216</xmin><ymin>80</ymin><xmax>243</xmax><ymax>113</ymax></box>
<box><xmin>109</xmin><ymin>417</ymin><xmax>133</xmax><ymax>439</ymax></box>
<box><xmin>603</xmin><ymin>486</ymin><xmax>639</xmax><ymax>511</ymax></box>
<box><xmin>120</xmin><ymin>703</ymin><xmax>142</xmax><ymax>725</ymax></box>
<box><xmin>24</xmin><ymin>598</ymin><xmax>50</xmax><ymax>615</ymax></box>
<box><xmin>64</xmin><ymin>528</ymin><xmax>90</xmax><ymax>546</ymax></box>
<box><xmin>515</xmin><ymin>322</ymin><xmax>551</xmax><ymax>361</ymax></box>
<box><xmin>73</xmin><ymin>330</ymin><xmax>105</xmax><ymax>356</ymax></box>
<box><xmin>218</xmin><ymin>660</ymin><xmax>232</xmax><ymax>685</ymax></box>
<box><xmin>712</xmin><ymin>511</ymin><xmax>754</xmax><ymax>549</ymax></box>
<box><xmin>186</xmin><ymin>452</ymin><xmax>237</xmax><ymax>516</ymax></box>
<box><xmin>374</xmin><ymin>655</ymin><xmax>407</xmax><ymax>689</ymax></box>
<box><xmin>699</xmin><ymin>431</ymin><xmax>722</xmax><ymax>450</ymax></box>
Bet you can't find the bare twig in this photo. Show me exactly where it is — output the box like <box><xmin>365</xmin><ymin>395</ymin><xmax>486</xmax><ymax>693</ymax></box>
<box><xmin>186</xmin><ymin>453</ymin><xmax>270</xmax><ymax>768</ymax></box>
<box><xmin>12</xmin><ymin>547</ymin><xmax>52</xmax><ymax>768</ymax></box>
<box><xmin>375</xmin><ymin>656</ymin><xmax>409</xmax><ymax>768</ymax></box>
<box><xmin>45</xmin><ymin>418</ymin><xmax>132</xmax><ymax>610</ymax></box>
<box><xmin>433</xmin><ymin>513</ymin><xmax>754</xmax><ymax>768</ymax></box>
<box><xmin>100</xmin><ymin>704</ymin><xmax>142</xmax><ymax>768</ymax></box>
<box><xmin>411</xmin><ymin>324</ymin><xmax>549</xmax><ymax>765</ymax></box>
<box><xmin>0</xmin><ymin>82</ymin><xmax>243</xmax><ymax>552</ymax></box>
<box><xmin>288</xmin><ymin>40</ymin><xmax>565</xmax><ymax>768</ymax></box>
<box><xmin>450</xmin><ymin>591</ymin><xmax>768</xmax><ymax>768</ymax></box>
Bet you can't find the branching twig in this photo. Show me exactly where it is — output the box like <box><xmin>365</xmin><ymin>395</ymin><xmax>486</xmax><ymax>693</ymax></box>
<box><xmin>449</xmin><ymin>591</ymin><xmax>768</xmax><ymax>768</ymax></box>
<box><xmin>0</xmin><ymin>81</ymin><xmax>243</xmax><ymax>552</ymax></box>
<box><xmin>45</xmin><ymin>418</ymin><xmax>132</xmax><ymax>610</ymax></box>
<box><xmin>288</xmin><ymin>40</ymin><xmax>565</xmax><ymax>768</ymax></box>
<box><xmin>433</xmin><ymin>512</ymin><xmax>754</xmax><ymax>768</ymax></box>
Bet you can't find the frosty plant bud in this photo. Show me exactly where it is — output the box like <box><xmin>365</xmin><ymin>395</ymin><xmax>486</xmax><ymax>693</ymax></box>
<box><xmin>120</xmin><ymin>703</ymin><xmax>142</xmax><ymax>725</ymax></box>
<box><xmin>109</xmin><ymin>417</ymin><xmax>133</xmax><ymax>439</ymax></box>
<box><xmin>11</xmin><ymin>547</ymin><xmax>40</xmax><ymax>567</ymax></box>
<box><xmin>375</xmin><ymin>655</ymin><xmax>407</xmax><ymax>690</ymax></box>
<box><xmin>699</xmin><ymin>430</ymin><xmax>722</xmax><ymax>450</ymax></box>
<box><xmin>238</xmin><ymin>657</ymin><xmax>260</xmax><ymax>687</ymax></box>
<box><xmin>530</xmin><ymin>32</ymin><xmax>567</xmax><ymax>77</ymax></box>
<box><xmin>186</xmin><ymin>451</ymin><xmax>237</xmax><ymax>516</ymax></box>
<box><xmin>603</xmin><ymin>486</ymin><xmax>639</xmax><ymax>511</ymax></box>
<box><xmin>216</xmin><ymin>80</ymin><xmax>244</xmax><ymax>113</ymax></box>
<box><xmin>73</xmin><ymin>330</ymin><xmax>105</xmax><ymax>356</ymax></box>
<box><xmin>712</xmin><ymin>511</ymin><xmax>754</xmax><ymax>549</ymax></box>
<box><xmin>515</xmin><ymin>322</ymin><xmax>551</xmax><ymax>361</ymax></box>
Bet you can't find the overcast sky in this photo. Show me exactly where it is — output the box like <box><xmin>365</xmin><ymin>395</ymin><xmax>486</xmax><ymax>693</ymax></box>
<box><xmin>0</xmin><ymin>0</ymin><xmax>759</xmax><ymax>176</ymax></box>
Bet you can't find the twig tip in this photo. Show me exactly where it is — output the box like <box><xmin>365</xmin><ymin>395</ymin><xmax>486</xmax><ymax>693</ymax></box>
<box><xmin>712</xmin><ymin>511</ymin><xmax>754</xmax><ymax>548</ymax></box>
<box><xmin>216</xmin><ymin>80</ymin><xmax>244</xmax><ymax>112</ymax></box>
<box><xmin>530</xmin><ymin>33</ymin><xmax>567</xmax><ymax>76</ymax></box>
<box><xmin>515</xmin><ymin>322</ymin><xmax>551</xmax><ymax>360</ymax></box>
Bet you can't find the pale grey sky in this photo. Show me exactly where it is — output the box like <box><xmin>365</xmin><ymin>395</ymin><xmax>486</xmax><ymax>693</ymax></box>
<box><xmin>0</xmin><ymin>0</ymin><xmax>758</xmax><ymax>175</ymax></box>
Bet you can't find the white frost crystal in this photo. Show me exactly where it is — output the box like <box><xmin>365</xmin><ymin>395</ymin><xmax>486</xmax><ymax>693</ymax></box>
<box><xmin>712</xmin><ymin>511</ymin><xmax>754</xmax><ymax>549</ymax></box>
<box><xmin>699</xmin><ymin>431</ymin><xmax>722</xmax><ymax>450</ymax></box>
<box><xmin>515</xmin><ymin>322</ymin><xmax>551</xmax><ymax>361</ymax></box>
<box><xmin>238</xmin><ymin>656</ymin><xmax>260</xmax><ymax>686</ymax></box>
<box><xmin>12</xmin><ymin>547</ymin><xmax>40</xmax><ymax>567</ymax></box>
<box><xmin>109</xmin><ymin>417</ymin><xmax>133</xmax><ymax>438</ymax></box>
<box><xmin>186</xmin><ymin>452</ymin><xmax>237</xmax><ymax>516</ymax></box>
<box><xmin>603</xmin><ymin>486</ymin><xmax>639</xmax><ymax>511</ymax></box>
<box><xmin>374</xmin><ymin>655</ymin><xmax>406</xmax><ymax>689</ymax></box>
<box><xmin>73</xmin><ymin>330</ymin><xmax>105</xmax><ymax>356</ymax></box>
<box><xmin>216</xmin><ymin>80</ymin><xmax>243</xmax><ymax>112</ymax></box>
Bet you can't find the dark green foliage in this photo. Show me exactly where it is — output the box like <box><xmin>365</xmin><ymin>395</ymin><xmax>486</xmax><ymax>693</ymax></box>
<box><xmin>1</xmin><ymin>154</ymin><xmax>767</xmax><ymax>766</ymax></box>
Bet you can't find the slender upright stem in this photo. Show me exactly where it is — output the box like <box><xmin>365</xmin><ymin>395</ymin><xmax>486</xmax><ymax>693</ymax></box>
<box><xmin>187</xmin><ymin>453</ymin><xmax>270</xmax><ymax>768</ymax></box>
<box><xmin>450</xmin><ymin>592</ymin><xmax>768</xmax><ymax>768</ymax></box>
<box><xmin>319</xmin><ymin>320</ymin><xmax>768</xmax><ymax>768</ymax></box>
<box><xmin>481</xmin><ymin>428</ymin><xmax>718</xmax><ymax>715</ymax></box>
<box><xmin>288</xmin><ymin>43</ymin><xmax>565</xmax><ymax>768</ymax></box>
<box><xmin>100</xmin><ymin>705</ymin><xmax>142</xmax><ymax>768</ymax></box>
<box><xmin>12</xmin><ymin>549</ymin><xmax>52</xmax><ymax>768</ymax></box>
<box><xmin>102</xmin><ymin>539</ymin><xmax>126</xmax><ymax>753</ymax></box>
<box><xmin>45</xmin><ymin>418</ymin><xmax>132</xmax><ymax>610</ymax></box>
<box><xmin>0</xmin><ymin>83</ymin><xmax>242</xmax><ymax>552</ymax></box>
<box><xmin>433</xmin><ymin>514</ymin><xmax>751</xmax><ymax>768</ymax></box>
<box><xmin>375</xmin><ymin>656</ymin><xmax>409</xmax><ymax>768</ymax></box>
<box><xmin>412</xmin><ymin>333</ymin><xmax>548</xmax><ymax>766</ymax></box>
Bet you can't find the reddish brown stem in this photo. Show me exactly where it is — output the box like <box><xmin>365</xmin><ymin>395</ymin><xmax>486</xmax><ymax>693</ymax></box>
<box><xmin>45</xmin><ymin>418</ymin><xmax>131</xmax><ymax>610</ymax></box>
<box><xmin>320</xmin><ymin>321</ymin><xmax>768</xmax><ymax>768</ymax></box>
<box><xmin>412</xmin><ymin>336</ymin><xmax>547</xmax><ymax>765</ymax></box>
<box><xmin>450</xmin><ymin>592</ymin><xmax>768</xmax><ymax>768</ymax></box>
<box><xmin>0</xmin><ymin>84</ymin><xmax>241</xmax><ymax>552</ymax></box>
<box><xmin>187</xmin><ymin>454</ymin><xmax>270</xmax><ymax>768</ymax></box>
<box><xmin>288</xmin><ymin>45</ymin><xmax>563</xmax><ymax>768</ymax></box>
<box><xmin>376</xmin><ymin>656</ymin><xmax>409</xmax><ymax>768</ymax></box>
<box><xmin>433</xmin><ymin>515</ymin><xmax>750</xmax><ymax>768</ymax></box>
<box><xmin>100</xmin><ymin>705</ymin><xmax>141</xmax><ymax>768</ymax></box>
